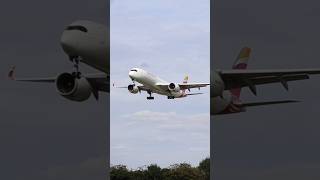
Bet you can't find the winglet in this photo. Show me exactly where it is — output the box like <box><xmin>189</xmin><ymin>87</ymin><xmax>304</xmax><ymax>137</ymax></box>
<box><xmin>8</xmin><ymin>66</ymin><xmax>16</xmax><ymax>80</ymax></box>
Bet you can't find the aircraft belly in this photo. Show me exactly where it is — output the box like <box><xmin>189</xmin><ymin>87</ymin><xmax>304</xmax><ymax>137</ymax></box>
<box><xmin>78</xmin><ymin>36</ymin><xmax>108</xmax><ymax>73</ymax></box>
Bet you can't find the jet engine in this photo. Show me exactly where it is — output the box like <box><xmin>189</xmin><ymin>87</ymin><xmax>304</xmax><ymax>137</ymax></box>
<box><xmin>168</xmin><ymin>83</ymin><xmax>180</xmax><ymax>92</ymax></box>
<box><xmin>56</xmin><ymin>73</ymin><xmax>92</xmax><ymax>101</ymax></box>
<box><xmin>128</xmin><ymin>84</ymin><xmax>139</xmax><ymax>94</ymax></box>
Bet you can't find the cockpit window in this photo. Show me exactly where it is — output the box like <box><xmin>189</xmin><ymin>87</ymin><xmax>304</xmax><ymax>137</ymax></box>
<box><xmin>130</xmin><ymin>69</ymin><xmax>138</xmax><ymax>72</ymax></box>
<box><xmin>65</xmin><ymin>25</ymin><xmax>88</xmax><ymax>33</ymax></box>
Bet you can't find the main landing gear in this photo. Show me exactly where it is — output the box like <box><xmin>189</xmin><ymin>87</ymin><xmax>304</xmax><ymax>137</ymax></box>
<box><xmin>70</xmin><ymin>56</ymin><xmax>81</xmax><ymax>78</ymax></box>
<box><xmin>147</xmin><ymin>90</ymin><xmax>154</xmax><ymax>100</ymax></box>
<box><xmin>167</xmin><ymin>96</ymin><xmax>175</xmax><ymax>99</ymax></box>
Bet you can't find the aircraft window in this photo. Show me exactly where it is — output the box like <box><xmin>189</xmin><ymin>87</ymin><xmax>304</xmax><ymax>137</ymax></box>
<box><xmin>130</xmin><ymin>69</ymin><xmax>138</xmax><ymax>72</ymax></box>
<box><xmin>65</xmin><ymin>25</ymin><xmax>88</xmax><ymax>33</ymax></box>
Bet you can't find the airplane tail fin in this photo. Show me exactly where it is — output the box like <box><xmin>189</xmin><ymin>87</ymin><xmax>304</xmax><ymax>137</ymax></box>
<box><xmin>183</xmin><ymin>75</ymin><xmax>188</xmax><ymax>84</ymax></box>
<box><xmin>232</xmin><ymin>47</ymin><xmax>251</xmax><ymax>70</ymax></box>
<box><xmin>182</xmin><ymin>75</ymin><xmax>189</xmax><ymax>93</ymax></box>
<box><xmin>230</xmin><ymin>47</ymin><xmax>251</xmax><ymax>99</ymax></box>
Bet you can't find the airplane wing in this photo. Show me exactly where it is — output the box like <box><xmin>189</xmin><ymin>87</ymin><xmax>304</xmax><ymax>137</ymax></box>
<box><xmin>219</xmin><ymin>69</ymin><xmax>320</xmax><ymax>95</ymax></box>
<box><xmin>85</xmin><ymin>73</ymin><xmax>109</xmax><ymax>92</ymax></box>
<box><xmin>178</xmin><ymin>83</ymin><xmax>210</xmax><ymax>90</ymax></box>
<box><xmin>155</xmin><ymin>83</ymin><xmax>209</xmax><ymax>91</ymax></box>
<box><xmin>113</xmin><ymin>84</ymin><xmax>150</xmax><ymax>92</ymax></box>
<box><xmin>8</xmin><ymin>67</ymin><xmax>109</xmax><ymax>92</ymax></box>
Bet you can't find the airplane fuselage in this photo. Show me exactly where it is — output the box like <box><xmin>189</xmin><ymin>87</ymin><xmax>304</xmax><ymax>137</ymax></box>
<box><xmin>11</xmin><ymin>20</ymin><xmax>109</xmax><ymax>102</ymax></box>
<box><xmin>60</xmin><ymin>20</ymin><xmax>108</xmax><ymax>74</ymax></box>
<box><xmin>129</xmin><ymin>68</ymin><xmax>187</xmax><ymax>98</ymax></box>
<box><xmin>211</xmin><ymin>70</ymin><xmax>245</xmax><ymax>115</ymax></box>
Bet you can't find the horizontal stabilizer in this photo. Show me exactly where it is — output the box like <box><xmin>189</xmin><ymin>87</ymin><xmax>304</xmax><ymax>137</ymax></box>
<box><xmin>112</xmin><ymin>83</ymin><xmax>128</xmax><ymax>88</ymax></box>
<box><xmin>186</xmin><ymin>93</ymin><xmax>203</xmax><ymax>96</ymax></box>
<box><xmin>243</xmin><ymin>100</ymin><xmax>300</xmax><ymax>107</ymax></box>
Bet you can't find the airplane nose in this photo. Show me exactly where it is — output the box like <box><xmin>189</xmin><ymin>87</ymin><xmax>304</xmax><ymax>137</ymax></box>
<box><xmin>129</xmin><ymin>71</ymin><xmax>134</xmax><ymax>78</ymax></box>
<box><xmin>60</xmin><ymin>31</ymin><xmax>77</xmax><ymax>56</ymax></box>
<box><xmin>129</xmin><ymin>71</ymin><xmax>137</xmax><ymax>81</ymax></box>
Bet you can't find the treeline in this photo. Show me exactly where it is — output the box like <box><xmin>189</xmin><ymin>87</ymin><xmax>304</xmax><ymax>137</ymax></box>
<box><xmin>110</xmin><ymin>157</ymin><xmax>210</xmax><ymax>180</ymax></box>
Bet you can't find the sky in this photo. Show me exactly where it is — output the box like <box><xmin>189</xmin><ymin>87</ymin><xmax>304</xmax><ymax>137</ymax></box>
<box><xmin>110</xmin><ymin>0</ymin><xmax>210</xmax><ymax>168</ymax></box>
<box><xmin>0</xmin><ymin>0</ymin><xmax>108</xmax><ymax>179</ymax></box>
<box><xmin>212</xmin><ymin>0</ymin><xmax>320</xmax><ymax>179</ymax></box>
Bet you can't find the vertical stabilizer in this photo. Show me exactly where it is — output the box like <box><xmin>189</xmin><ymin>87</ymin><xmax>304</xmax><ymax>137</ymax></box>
<box><xmin>232</xmin><ymin>47</ymin><xmax>251</xmax><ymax>70</ymax></box>
<box><xmin>182</xmin><ymin>75</ymin><xmax>189</xmax><ymax>94</ymax></box>
<box><xmin>230</xmin><ymin>47</ymin><xmax>251</xmax><ymax>99</ymax></box>
<box><xmin>183</xmin><ymin>75</ymin><xmax>188</xmax><ymax>84</ymax></box>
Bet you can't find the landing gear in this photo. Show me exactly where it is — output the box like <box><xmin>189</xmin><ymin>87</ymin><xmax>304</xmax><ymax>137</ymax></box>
<box><xmin>69</xmin><ymin>56</ymin><xmax>81</xmax><ymax>78</ymax></box>
<box><xmin>167</xmin><ymin>96</ymin><xmax>175</xmax><ymax>99</ymax></box>
<box><xmin>131</xmin><ymin>79</ymin><xmax>136</xmax><ymax>86</ymax></box>
<box><xmin>147</xmin><ymin>90</ymin><xmax>154</xmax><ymax>100</ymax></box>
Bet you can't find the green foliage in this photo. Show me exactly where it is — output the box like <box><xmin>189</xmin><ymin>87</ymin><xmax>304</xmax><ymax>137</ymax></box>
<box><xmin>162</xmin><ymin>163</ymin><xmax>205</xmax><ymax>180</ymax></box>
<box><xmin>198</xmin><ymin>158</ymin><xmax>210</xmax><ymax>180</ymax></box>
<box><xmin>110</xmin><ymin>165</ymin><xmax>131</xmax><ymax>180</ymax></box>
<box><xmin>110</xmin><ymin>158</ymin><xmax>210</xmax><ymax>180</ymax></box>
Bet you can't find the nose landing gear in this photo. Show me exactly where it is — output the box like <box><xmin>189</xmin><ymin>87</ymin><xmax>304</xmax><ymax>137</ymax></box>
<box><xmin>70</xmin><ymin>56</ymin><xmax>81</xmax><ymax>78</ymax></box>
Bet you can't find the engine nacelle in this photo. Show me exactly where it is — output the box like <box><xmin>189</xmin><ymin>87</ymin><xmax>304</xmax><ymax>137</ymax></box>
<box><xmin>211</xmin><ymin>71</ymin><xmax>225</xmax><ymax>97</ymax></box>
<box><xmin>168</xmin><ymin>83</ymin><xmax>180</xmax><ymax>92</ymax></box>
<box><xmin>56</xmin><ymin>73</ymin><xmax>92</xmax><ymax>102</ymax></box>
<box><xmin>128</xmin><ymin>84</ymin><xmax>139</xmax><ymax>94</ymax></box>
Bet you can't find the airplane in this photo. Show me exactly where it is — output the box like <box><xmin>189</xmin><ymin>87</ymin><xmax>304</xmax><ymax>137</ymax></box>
<box><xmin>212</xmin><ymin>47</ymin><xmax>320</xmax><ymax>115</ymax></box>
<box><xmin>8</xmin><ymin>20</ymin><xmax>109</xmax><ymax>102</ymax></box>
<box><xmin>115</xmin><ymin>68</ymin><xmax>209</xmax><ymax>100</ymax></box>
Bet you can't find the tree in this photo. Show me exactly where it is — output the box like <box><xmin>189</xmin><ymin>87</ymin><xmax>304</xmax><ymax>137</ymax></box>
<box><xmin>162</xmin><ymin>163</ymin><xmax>205</xmax><ymax>180</ymax></box>
<box><xmin>198</xmin><ymin>158</ymin><xmax>210</xmax><ymax>180</ymax></box>
<box><xmin>110</xmin><ymin>165</ymin><xmax>131</xmax><ymax>180</ymax></box>
<box><xmin>110</xmin><ymin>157</ymin><xmax>210</xmax><ymax>180</ymax></box>
<box><xmin>146</xmin><ymin>164</ymin><xmax>162</xmax><ymax>180</ymax></box>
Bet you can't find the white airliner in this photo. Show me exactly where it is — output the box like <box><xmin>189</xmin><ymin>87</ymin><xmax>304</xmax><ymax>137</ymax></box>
<box><xmin>8</xmin><ymin>20</ymin><xmax>109</xmax><ymax>101</ymax></box>
<box><xmin>116</xmin><ymin>68</ymin><xmax>209</xmax><ymax>99</ymax></box>
<box><xmin>212</xmin><ymin>47</ymin><xmax>320</xmax><ymax>115</ymax></box>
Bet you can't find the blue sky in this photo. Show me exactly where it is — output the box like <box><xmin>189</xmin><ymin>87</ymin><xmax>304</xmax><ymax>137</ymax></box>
<box><xmin>110</xmin><ymin>0</ymin><xmax>210</xmax><ymax>168</ymax></box>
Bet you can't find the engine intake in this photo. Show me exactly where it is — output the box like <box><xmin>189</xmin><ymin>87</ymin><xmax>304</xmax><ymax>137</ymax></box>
<box><xmin>128</xmin><ymin>84</ymin><xmax>139</xmax><ymax>94</ymax></box>
<box><xmin>56</xmin><ymin>73</ymin><xmax>92</xmax><ymax>101</ymax></box>
<box><xmin>168</xmin><ymin>83</ymin><xmax>180</xmax><ymax>92</ymax></box>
